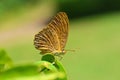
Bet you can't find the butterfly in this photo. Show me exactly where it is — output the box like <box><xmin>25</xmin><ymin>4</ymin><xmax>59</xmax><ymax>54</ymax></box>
<box><xmin>34</xmin><ymin>12</ymin><xmax>69</xmax><ymax>56</ymax></box>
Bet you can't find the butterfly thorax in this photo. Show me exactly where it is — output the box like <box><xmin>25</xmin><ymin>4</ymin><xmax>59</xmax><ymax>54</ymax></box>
<box><xmin>52</xmin><ymin>50</ymin><xmax>66</xmax><ymax>56</ymax></box>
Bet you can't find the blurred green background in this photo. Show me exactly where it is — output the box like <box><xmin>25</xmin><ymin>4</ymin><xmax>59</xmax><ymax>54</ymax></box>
<box><xmin>0</xmin><ymin>0</ymin><xmax>120</xmax><ymax>80</ymax></box>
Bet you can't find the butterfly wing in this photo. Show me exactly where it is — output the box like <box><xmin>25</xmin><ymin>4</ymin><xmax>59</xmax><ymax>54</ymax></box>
<box><xmin>34</xmin><ymin>12</ymin><xmax>69</xmax><ymax>54</ymax></box>
<box><xmin>48</xmin><ymin>12</ymin><xmax>69</xmax><ymax>52</ymax></box>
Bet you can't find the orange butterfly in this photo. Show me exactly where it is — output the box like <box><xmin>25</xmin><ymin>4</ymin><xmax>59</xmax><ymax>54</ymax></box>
<box><xmin>34</xmin><ymin>12</ymin><xmax>69</xmax><ymax>56</ymax></box>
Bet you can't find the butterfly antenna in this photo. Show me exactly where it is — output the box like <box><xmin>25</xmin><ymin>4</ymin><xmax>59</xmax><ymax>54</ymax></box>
<box><xmin>66</xmin><ymin>49</ymin><xmax>75</xmax><ymax>52</ymax></box>
<box><xmin>66</xmin><ymin>48</ymin><xmax>80</xmax><ymax>53</ymax></box>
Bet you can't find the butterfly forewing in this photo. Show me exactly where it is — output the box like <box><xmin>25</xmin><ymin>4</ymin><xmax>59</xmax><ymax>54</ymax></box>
<box><xmin>34</xmin><ymin>12</ymin><xmax>69</xmax><ymax>55</ymax></box>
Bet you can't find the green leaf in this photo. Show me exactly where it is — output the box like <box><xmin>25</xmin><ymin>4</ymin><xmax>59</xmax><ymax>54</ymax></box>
<box><xmin>54</xmin><ymin>60</ymin><xmax>68</xmax><ymax>80</ymax></box>
<box><xmin>40</xmin><ymin>54</ymin><xmax>67</xmax><ymax>80</ymax></box>
<box><xmin>0</xmin><ymin>64</ymin><xmax>4</xmax><ymax>72</ymax></box>
<box><xmin>0</xmin><ymin>65</ymin><xmax>39</xmax><ymax>78</ymax></box>
<box><xmin>0</xmin><ymin>62</ymin><xmax>65</xmax><ymax>80</ymax></box>
<box><xmin>0</xmin><ymin>52</ymin><xmax>67</xmax><ymax>80</ymax></box>
<box><xmin>1</xmin><ymin>72</ymin><xmax>65</xmax><ymax>80</ymax></box>
<box><xmin>35</xmin><ymin>61</ymin><xmax>58</xmax><ymax>73</ymax></box>
<box><xmin>41</xmin><ymin>53</ymin><xmax>55</xmax><ymax>63</ymax></box>
<box><xmin>0</xmin><ymin>49</ymin><xmax>13</xmax><ymax>72</ymax></box>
